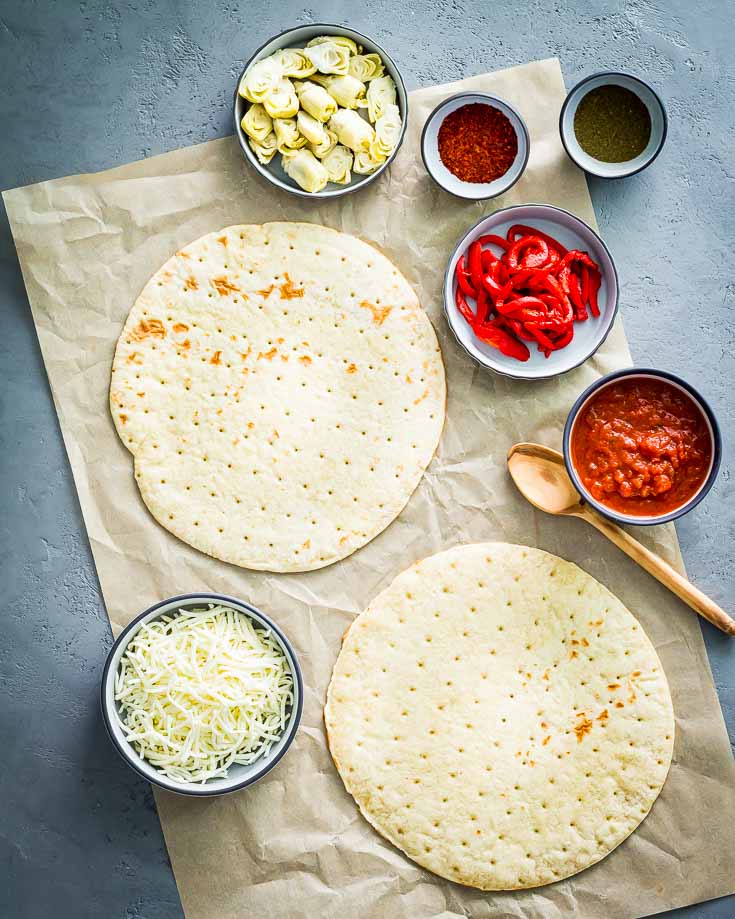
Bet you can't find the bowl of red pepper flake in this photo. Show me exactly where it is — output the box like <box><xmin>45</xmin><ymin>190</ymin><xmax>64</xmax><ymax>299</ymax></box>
<box><xmin>444</xmin><ymin>204</ymin><xmax>618</xmax><ymax>380</ymax></box>
<box><xmin>563</xmin><ymin>369</ymin><xmax>720</xmax><ymax>525</ymax></box>
<box><xmin>421</xmin><ymin>92</ymin><xmax>529</xmax><ymax>199</ymax></box>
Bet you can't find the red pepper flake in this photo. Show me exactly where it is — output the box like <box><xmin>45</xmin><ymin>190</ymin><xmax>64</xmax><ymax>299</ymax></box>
<box><xmin>438</xmin><ymin>103</ymin><xmax>518</xmax><ymax>184</ymax></box>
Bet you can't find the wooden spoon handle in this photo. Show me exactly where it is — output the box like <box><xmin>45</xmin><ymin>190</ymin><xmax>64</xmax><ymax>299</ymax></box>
<box><xmin>580</xmin><ymin>506</ymin><xmax>735</xmax><ymax>636</ymax></box>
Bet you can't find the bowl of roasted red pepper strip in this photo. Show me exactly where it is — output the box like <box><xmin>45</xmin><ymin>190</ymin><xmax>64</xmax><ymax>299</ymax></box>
<box><xmin>444</xmin><ymin>204</ymin><xmax>619</xmax><ymax>380</ymax></box>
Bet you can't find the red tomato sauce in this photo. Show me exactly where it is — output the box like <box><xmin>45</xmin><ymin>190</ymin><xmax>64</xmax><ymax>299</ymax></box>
<box><xmin>571</xmin><ymin>378</ymin><xmax>712</xmax><ymax>516</ymax></box>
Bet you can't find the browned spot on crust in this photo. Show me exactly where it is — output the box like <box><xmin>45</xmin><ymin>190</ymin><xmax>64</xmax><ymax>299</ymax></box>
<box><xmin>272</xmin><ymin>429</ymin><xmax>279</xmax><ymax>439</ymax></box>
<box><xmin>405</xmin><ymin>374</ymin><xmax>413</xmax><ymax>383</ymax></box>
<box><xmin>258</xmin><ymin>284</ymin><xmax>275</xmax><ymax>298</ymax></box>
<box><xmin>177</xmin><ymin>250</ymin><xmax>190</xmax><ymax>259</ymax></box>
<box><xmin>128</xmin><ymin>318</ymin><xmax>166</xmax><ymax>342</ymax></box>
<box><xmin>615</xmin><ymin>701</ymin><xmax>625</xmax><ymax>709</ymax></box>
<box><xmin>542</xmin><ymin>735</ymin><xmax>551</xmax><ymax>746</ymax></box>
<box><xmin>217</xmin><ymin>235</ymin><xmax>227</xmax><ymax>246</ymax></box>
<box><xmin>542</xmin><ymin>669</ymin><xmax>549</xmax><ymax>681</ymax></box>
<box><xmin>279</xmin><ymin>273</ymin><xmax>304</xmax><ymax>299</ymax></box>
<box><xmin>597</xmin><ymin>708</ymin><xmax>609</xmax><ymax>723</ymax></box>
<box><xmin>137</xmin><ymin>392</ymin><xmax>145</xmax><ymax>398</ymax></box>
<box><xmin>240</xmin><ymin>347</ymin><xmax>252</xmax><ymax>361</ymax></box>
<box><xmin>185</xmin><ymin>277</ymin><xmax>198</xmax><ymax>290</ymax></box>
<box><xmin>413</xmin><ymin>387</ymin><xmax>429</xmax><ymax>406</ymax></box>
<box><xmin>178</xmin><ymin>339</ymin><xmax>191</xmax><ymax>350</ymax></box>
<box><xmin>210</xmin><ymin>351</ymin><xmax>222</xmax><ymax>365</ymax></box>
<box><xmin>119</xmin><ymin>414</ymin><xmax>127</xmax><ymax>424</ymax></box>
<box><xmin>339</xmin><ymin>535</ymin><xmax>349</xmax><ymax>545</ymax></box>
<box><xmin>569</xmin><ymin>649</ymin><xmax>579</xmax><ymax>659</ymax></box>
<box><xmin>280</xmin><ymin>354</ymin><xmax>289</xmax><ymax>362</ymax></box>
<box><xmin>258</xmin><ymin>347</ymin><xmax>277</xmax><ymax>361</ymax></box>
<box><xmin>302</xmin><ymin>539</ymin><xmax>310</xmax><ymax>550</ymax></box>
<box><xmin>346</xmin><ymin>363</ymin><xmax>357</xmax><ymax>374</ymax></box>
<box><xmin>247</xmin><ymin>422</ymin><xmax>254</xmax><ymax>429</ymax></box>
<box><xmin>607</xmin><ymin>683</ymin><xmax>621</xmax><ymax>691</ymax></box>
<box><xmin>574</xmin><ymin>713</ymin><xmax>593</xmax><ymax>742</ymax></box>
<box><xmin>632</xmin><ymin>670</ymin><xmax>641</xmax><ymax>677</ymax></box>
<box><xmin>299</xmin><ymin>355</ymin><xmax>312</xmax><ymax>365</ymax></box>
<box><xmin>126</xmin><ymin>351</ymin><xmax>141</xmax><ymax>364</ymax></box>
<box><xmin>212</xmin><ymin>276</ymin><xmax>240</xmax><ymax>296</ymax></box>
<box><xmin>581</xmin><ymin>637</ymin><xmax>589</xmax><ymax>647</ymax></box>
<box><xmin>571</xmin><ymin>639</ymin><xmax>580</xmax><ymax>646</ymax></box>
<box><xmin>359</xmin><ymin>299</ymin><xmax>392</xmax><ymax>325</ymax></box>
<box><xmin>173</xmin><ymin>322</ymin><xmax>189</xmax><ymax>333</ymax></box>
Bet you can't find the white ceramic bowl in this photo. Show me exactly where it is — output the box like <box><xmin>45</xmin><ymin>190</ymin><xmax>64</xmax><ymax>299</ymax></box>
<box><xmin>444</xmin><ymin>204</ymin><xmax>619</xmax><ymax>380</ymax></box>
<box><xmin>560</xmin><ymin>72</ymin><xmax>667</xmax><ymax>179</ymax></box>
<box><xmin>101</xmin><ymin>593</ymin><xmax>303</xmax><ymax>796</ymax></box>
<box><xmin>421</xmin><ymin>92</ymin><xmax>529</xmax><ymax>200</ymax></box>
<box><xmin>233</xmin><ymin>24</ymin><xmax>408</xmax><ymax>199</ymax></box>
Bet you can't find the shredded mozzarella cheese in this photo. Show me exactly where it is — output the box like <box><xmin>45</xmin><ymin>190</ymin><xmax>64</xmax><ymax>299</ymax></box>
<box><xmin>114</xmin><ymin>604</ymin><xmax>294</xmax><ymax>783</ymax></box>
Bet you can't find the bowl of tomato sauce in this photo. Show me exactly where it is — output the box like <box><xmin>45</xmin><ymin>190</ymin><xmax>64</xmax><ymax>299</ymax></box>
<box><xmin>563</xmin><ymin>369</ymin><xmax>721</xmax><ymax>525</ymax></box>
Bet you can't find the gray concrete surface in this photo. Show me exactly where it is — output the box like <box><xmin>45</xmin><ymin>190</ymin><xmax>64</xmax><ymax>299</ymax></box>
<box><xmin>1</xmin><ymin>0</ymin><xmax>732</xmax><ymax>916</ymax></box>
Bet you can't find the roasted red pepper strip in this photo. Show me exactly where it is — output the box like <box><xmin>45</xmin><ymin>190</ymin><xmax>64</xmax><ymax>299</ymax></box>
<box><xmin>552</xmin><ymin>326</ymin><xmax>574</xmax><ymax>349</ymax></box>
<box><xmin>507</xmin><ymin>224</ymin><xmax>568</xmax><ymax>257</ymax></box>
<box><xmin>588</xmin><ymin>268</ymin><xmax>601</xmax><ymax>317</ymax></box>
<box><xmin>468</xmin><ymin>241</ymin><xmax>484</xmax><ymax>289</ymax></box>
<box><xmin>526</xmin><ymin>324</ymin><xmax>555</xmax><ymax>353</ymax></box>
<box><xmin>473</xmin><ymin>320</ymin><xmax>530</xmax><ymax>361</ymax></box>
<box><xmin>581</xmin><ymin>265</ymin><xmax>590</xmax><ymax>306</ymax></box>
<box><xmin>480</xmin><ymin>249</ymin><xmax>498</xmax><ymax>272</ymax></box>
<box><xmin>455</xmin><ymin>255</ymin><xmax>476</xmax><ymax>298</ymax></box>
<box><xmin>478</xmin><ymin>233</ymin><xmax>509</xmax><ymax>251</ymax></box>
<box><xmin>507</xmin><ymin>236</ymin><xmax>549</xmax><ymax>270</ymax></box>
<box><xmin>455</xmin><ymin>284</ymin><xmax>476</xmax><ymax>326</ymax></box>
<box><xmin>481</xmin><ymin>274</ymin><xmax>514</xmax><ymax>303</ymax></box>
<box><xmin>496</xmin><ymin>295</ymin><xmax>549</xmax><ymax>317</ymax></box>
<box><xmin>566</xmin><ymin>271</ymin><xmax>587</xmax><ymax>320</ymax></box>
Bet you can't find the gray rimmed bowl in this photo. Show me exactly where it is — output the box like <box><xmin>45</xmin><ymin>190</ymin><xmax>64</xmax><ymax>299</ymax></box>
<box><xmin>444</xmin><ymin>204</ymin><xmax>618</xmax><ymax>381</ymax></box>
<box><xmin>233</xmin><ymin>24</ymin><xmax>408</xmax><ymax>199</ymax></box>
<box><xmin>560</xmin><ymin>71</ymin><xmax>667</xmax><ymax>179</ymax></box>
<box><xmin>101</xmin><ymin>593</ymin><xmax>303</xmax><ymax>797</ymax></box>
<box><xmin>421</xmin><ymin>92</ymin><xmax>529</xmax><ymax>200</ymax></box>
<box><xmin>563</xmin><ymin>368</ymin><xmax>721</xmax><ymax>526</ymax></box>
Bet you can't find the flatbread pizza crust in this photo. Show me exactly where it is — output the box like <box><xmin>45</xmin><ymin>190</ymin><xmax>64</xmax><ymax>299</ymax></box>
<box><xmin>325</xmin><ymin>543</ymin><xmax>674</xmax><ymax>890</ymax></box>
<box><xmin>110</xmin><ymin>222</ymin><xmax>445</xmax><ymax>572</ymax></box>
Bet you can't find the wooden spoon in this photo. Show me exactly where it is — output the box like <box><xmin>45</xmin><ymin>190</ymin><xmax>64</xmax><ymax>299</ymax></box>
<box><xmin>507</xmin><ymin>442</ymin><xmax>735</xmax><ymax>636</ymax></box>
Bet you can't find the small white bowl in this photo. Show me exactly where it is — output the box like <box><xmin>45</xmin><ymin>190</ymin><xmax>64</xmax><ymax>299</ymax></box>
<box><xmin>443</xmin><ymin>204</ymin><xmax>619</xmax><ymax>381</ymax></box>
<box><xmin>101</xmin><ymin>593</ymin><xmax>303</xmax><ymax>796</ymax></box>
<box><xmin>421</xmin><ymin>92</ymin><xmax>529</xmax><ymax>200</ymax></box>
<box><xmin>560</xmin><ymin>72</ymin><xmax>667</xmax><ymax>179</ymax></box>
<box><xmin>233</xmin><ymin>24</ymin><xmax>408</xmax><ymax>199</ymax></box>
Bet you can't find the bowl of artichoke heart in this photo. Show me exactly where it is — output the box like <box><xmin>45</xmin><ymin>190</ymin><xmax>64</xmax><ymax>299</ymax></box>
<box><xmin>234</xmin><ymin>24</ymin><xmax>408</xmax><ymax>197</ymax></box>
<box><xmin>101</xmin><ymin>594</ymin><xmax>302</xmax><ymax>796</ymax></box>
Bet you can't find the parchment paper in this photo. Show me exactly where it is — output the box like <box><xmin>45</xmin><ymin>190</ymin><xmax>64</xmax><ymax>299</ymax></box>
<box><xmin>5</xmin><ymin>58</ymin><xmax>735</xmax><ymax>919</ymax></box>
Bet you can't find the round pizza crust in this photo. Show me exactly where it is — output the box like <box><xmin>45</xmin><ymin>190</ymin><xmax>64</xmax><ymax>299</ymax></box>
<box><xmin>110</xmin><ymin>222</ymin><xmax>445</xmax><ymax>572</ymax></box>
<box><xmin>325</xmin><ymin>543</ymin><xmax>674</xmax><ymax>890</ymax></box>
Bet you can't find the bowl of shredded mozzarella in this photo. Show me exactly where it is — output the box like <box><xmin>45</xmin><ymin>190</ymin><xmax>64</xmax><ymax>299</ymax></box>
<box><xmin>233</xmin><ymin>23</ymin><xmax>407</xmax><ymax>197</ymax></box>
<box><xmin>101</xmin><ymin>594</ymin><xmax>302</xmax><ymax>795</ymax></box>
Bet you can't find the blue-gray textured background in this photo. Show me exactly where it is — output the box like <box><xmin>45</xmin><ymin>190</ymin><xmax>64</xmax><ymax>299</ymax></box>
<box><xmin>1</xmin><ymin>1</ymin><xmax>732</xmax><ymax>917</ymax></box>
